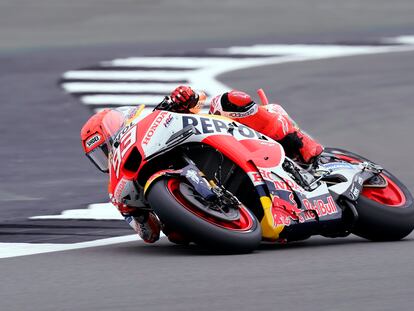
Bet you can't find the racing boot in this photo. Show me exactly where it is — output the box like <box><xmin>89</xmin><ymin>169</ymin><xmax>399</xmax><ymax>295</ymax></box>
<box><xmin>125</xmin><ymin>211</ymin><xmax>161</xmax><ymax>243</ymax></box>
<box><xmin>210</xmin><ymin>90</ymin><xmax>323</xmax><ymax>164</ymax></box>
<box><xmin>279</xmin><ymin>130</ymin><xmax>324</xmax><ymax>164</ymax></box>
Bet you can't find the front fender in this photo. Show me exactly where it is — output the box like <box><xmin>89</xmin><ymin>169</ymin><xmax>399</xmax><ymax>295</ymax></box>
<box><xmin>143</xmin><ymin>169</ymin><xmax>180</xmax><ymax>197</ymax></box>
<box><xmin>143</xmin><ymin>165</ymin><xmax>217</xmax><ymax>201</ymax></box>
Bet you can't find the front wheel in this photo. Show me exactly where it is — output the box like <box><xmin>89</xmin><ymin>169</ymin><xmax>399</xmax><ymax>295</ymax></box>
<box><xmin>325</xmin><ymin>147</ymin><xmax>414</xmax><ymax>241</ymax></box>
<box><xmin>147</xmin><ymin>178</ymin><xmax>262</xmax><ymax>253</ymax></box>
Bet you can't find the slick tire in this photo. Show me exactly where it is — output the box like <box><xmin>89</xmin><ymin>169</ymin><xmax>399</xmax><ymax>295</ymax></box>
<box><xmin>147</xmin><ymin>178</ymin><xmax>262</xmax><ymax>253</ymax></box>
<box><xmin>325</xmin><ymin>147</ymin><xmax>414</xmax><ymax>241</ymax></box>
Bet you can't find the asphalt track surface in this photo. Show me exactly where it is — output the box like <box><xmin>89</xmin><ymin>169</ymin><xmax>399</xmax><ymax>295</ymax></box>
<box><xmin>1</xmin><ymin>1</ymin><xmax>414</xmax><ymax>310</ymax></box>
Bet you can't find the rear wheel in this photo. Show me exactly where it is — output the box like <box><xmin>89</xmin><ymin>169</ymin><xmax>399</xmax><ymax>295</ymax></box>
<box><xmin>325</xmin><ymin>147</ymin><xmax>414</xmax><ymax>241</ymax></box>
<box><xmin>147</xmin><ymin>178</ymin><xmax>262</xmax><ymax>253</ymax></box>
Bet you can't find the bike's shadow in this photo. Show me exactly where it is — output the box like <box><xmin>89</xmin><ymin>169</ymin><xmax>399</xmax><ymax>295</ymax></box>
<box><xmin>112</xmin><ymin>235</ymin><xmax>413</xmax><ymax>257</ymax></box>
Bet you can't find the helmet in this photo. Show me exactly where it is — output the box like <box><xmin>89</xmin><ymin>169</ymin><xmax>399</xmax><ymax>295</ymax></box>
<box><xmin>80</xmin><ymin>109</ymin><xmax>125</xmax><ymax>172</ymax></box>
<box><xmin>209</xmin><ymin>90</ymin><xmax>258</xmax><ymax>119</ymax></box>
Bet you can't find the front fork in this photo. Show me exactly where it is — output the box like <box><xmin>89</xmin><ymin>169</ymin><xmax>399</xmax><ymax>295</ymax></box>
<box><xmin>143</xmin><ymin>159</ymin><xmax>220</xmax><ymax>203</ymax></box>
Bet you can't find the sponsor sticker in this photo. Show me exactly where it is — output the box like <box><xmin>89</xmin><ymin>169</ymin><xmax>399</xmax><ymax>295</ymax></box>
<box><xmin>226</xmin><ymin>105</ymin><xmax>258</xmax><ymax>118</ymax></box>
<box><xmin>248</xmin><ymin>172</ymin><xmax>265</xmax><ymax>185</ymax></box>
<box><xmin>182</xmin><ymin>115</ymin><xmax>264</xmax><ymax>140</ymax></box>
<box><xmin>86</xmin><ymin>134</ymin><xmax>101</xmax><ymax>148</ymax></box>
<box><xmin>185</xmin><ymin>169</ymin><xmax>200</xmax><ymax>184</ymax></box>
<box><xmin>163</xmin><ymin>114</ymin><xmax>173</xmax><ymax>128</ymax></box>
<box><xmin>142</xmin><ymin>111</ymin><xmax>169</xmax><ymax>145</ymax></box>
<box><xmin>259</xmin><ymin>169</ymin><xmax>302</xmax><ymax>192</ymax></box>
<box><xmin>114</xmin><ymin>178</ymin><xmax>128</xmax><ymax>203</ymax></box>
<box><xmin>302</xmin><ymin>196</ymin><xmax>338</xmax><ymax>217</ymax></box>
<box><xmin>272</xmin><ymin>195</ymin><xmax>339</xmax><ymax>226</ymax></box>
<box><xmin>322</xmin><ymin>162</ymin><xmax>354</xmax><ymax>171</ymax></box>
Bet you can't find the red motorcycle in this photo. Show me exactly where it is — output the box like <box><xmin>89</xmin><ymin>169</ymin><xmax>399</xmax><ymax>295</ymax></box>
<box><xmin>101</xmin><ymin>97</ymin><xmax>414</xmax><ymax>253</ymax></box>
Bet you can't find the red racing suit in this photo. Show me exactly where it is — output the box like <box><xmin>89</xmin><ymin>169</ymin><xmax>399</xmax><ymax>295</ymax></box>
<box><xmin>208</xmin><ymin>92</ymin><xmax>323</xmax><ymax>163</ymax></box>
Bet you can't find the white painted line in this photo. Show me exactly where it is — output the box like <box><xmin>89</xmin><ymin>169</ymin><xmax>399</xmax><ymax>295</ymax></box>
<box><xmin>62</xmin><ymin>82</ymin><xmax>178</xmax><ymax>93</ymax></box>
<box><xmin>383</xmin><ymin>35</ymin><xmax>414</xmax><ymax>45</ymax></box>
<box><xmin>30</xmin><ymin>203</ymin><xmax>123</xmax><ymax>220</ymax></box>
<box><xmin>102</xmin><ymin>57</ymin><xmax>256</xmax><ymax>68</ymax></box>
<box><xmin>0</xmin><ymin>235</ymin><xmax>139</xmax><ymax>259</ymax></box>
<box><xmin>7</xmin><ymin>202</ymin><xmax>170</xmax><ymax>258</ymax></box>
<box><xmin>210</xmin><ymin>44</ymin><xmax>375</xmax><ymax>56</ymax></box>
<box><xmin>209</xmin><ymin>44</ymin><xmax>410</xmax><ymax>57</ymax></box>
<box><xmin>63</xmin><ymin>70</ymin><xmax>192</xmax><ymax>81</ymax></box>
<box><xmin>82</xmin><ymin>95</ymin><xmax>164</xmax><ymax>105</ymax></box>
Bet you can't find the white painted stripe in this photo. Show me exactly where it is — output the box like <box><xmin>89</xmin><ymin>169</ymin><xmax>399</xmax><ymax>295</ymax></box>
<box><xmin>82</xmin><ymin>94</ymin><xmax>214</xmax><ymax>106</ymax></box>
<box><xmin>62</xmin><ymin>82</ymin><xmax>177</xmax><ymax>93</ymax></box>
<box><xmin>5</xmin><ymin>202</ymin><xmax>172</xmax><ymax>258</ymax></box>
<box><xmin>0</xmin><ymin>235</ymin><xmax>138</xmax><ymax>259</ymax></box>
<box><xmin>63</xmin><ymin>70</ymin><xmax>192</xmax><ymax>81</ymax></box>
<box><xmin>210</xmin><ymin>44</ymin><xmax>396</xmax><ymax>56</ymax></box>
<box><xmin>383</xmin><ymin>35</ymin><xmax>414</xmax><ymax>45</ymax></box>
<box><xmin>82</xmin><ymin>95</ymin><xmax>164</xmax><ymax>105</ymax></box>
<box><xmin>102</xmin><ymin>57</ymin><xmax>249</xmax><ymax>68</ymax></box>
<box><xmin>30</xmin><ymin>203</ymin><xmax>123</xmax><ymax>220</ymax></box>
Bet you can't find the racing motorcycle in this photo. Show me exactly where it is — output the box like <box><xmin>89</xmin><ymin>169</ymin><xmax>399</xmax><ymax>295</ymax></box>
<box><xmin>102</xmin><ymin>93</ymin><xmax>414</xmax><ymax>253</ymax></box>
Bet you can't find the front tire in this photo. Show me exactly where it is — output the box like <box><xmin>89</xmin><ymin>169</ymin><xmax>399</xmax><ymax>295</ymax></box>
<box><xmin>325</xmin><ymin>147</ymin><xmax>414</xmax><ymax>241</ymax></box>
<box><xmin>147</xmin><ymin>178</ymin><xmax>262</xmax><ymax>253</ymax></box>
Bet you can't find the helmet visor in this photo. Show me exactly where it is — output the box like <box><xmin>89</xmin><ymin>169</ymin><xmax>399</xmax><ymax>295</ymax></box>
<box><xmin>86</xmin><ymin>144</ymin><xmax>109</xmax><ymax>172</ymax></box>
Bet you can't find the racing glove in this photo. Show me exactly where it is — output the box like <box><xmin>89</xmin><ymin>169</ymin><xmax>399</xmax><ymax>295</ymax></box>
<box><xmin>170</xmin><ymin>85</ymin><xmax>199</xmax><ymax>112</ymax></box>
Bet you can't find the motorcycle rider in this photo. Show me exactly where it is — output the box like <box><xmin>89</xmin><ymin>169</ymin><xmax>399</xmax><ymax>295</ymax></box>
<box><xmin>169</xmin><ymin>86</ymin><xmax>323</xmax><ymax>163</ymax></box>
<box><xmin>80</xmin><ymin>86</ymin><xmax>323</xmax><ymax>243</ymax></box>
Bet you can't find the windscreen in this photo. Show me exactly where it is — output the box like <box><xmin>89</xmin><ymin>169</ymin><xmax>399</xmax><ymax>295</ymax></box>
<box><xmin>101</xmin><ymin>106</ymin><xmax>139</xmax><ymax>148</ymax></box>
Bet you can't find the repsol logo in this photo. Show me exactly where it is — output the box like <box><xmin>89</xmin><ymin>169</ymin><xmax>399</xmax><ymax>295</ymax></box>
<box><xmin>114</xmin><ymin>120</ymin><xmax>137</xmax><ymax>142</ymax></box>
<box><xmin>182</xmin><ymin>116</ymin><xmax>263</xmax><ymax>139</ymax></box>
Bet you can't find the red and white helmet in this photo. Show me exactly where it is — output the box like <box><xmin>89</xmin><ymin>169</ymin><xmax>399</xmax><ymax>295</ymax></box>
<box><xmin>209</xmin><ymin>90</ymin><xmax>258</xmax><ymax>119</ymax></box>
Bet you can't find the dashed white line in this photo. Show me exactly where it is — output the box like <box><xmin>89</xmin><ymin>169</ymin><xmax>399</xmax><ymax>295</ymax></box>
<box><xmin>63</xmin><ymin>70</ymin><xmax>193</xmax><ymax>81</ymax></box>
<box><xmin>81</xmin><ymin>94</ymin><xmax>165</xmax><ymax>105</ymax></box>
<box><xmin>30</xmin><ymin>203</ymin><xmax>122</xmax><ymax>220</ymax></box>
<box><xmin>102</xmin><ymin>56</ymin><xmax>259</xmax><ymax>68</ymax></box>
<box><xmin>62</xmin><ymin>82</ymin><xmax>179</xmax><ymax>93</ymax></box>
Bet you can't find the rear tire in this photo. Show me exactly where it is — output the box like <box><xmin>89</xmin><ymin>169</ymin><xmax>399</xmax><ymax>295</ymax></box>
<box><xmin>147</xmin><ymin>178</ymin><xmax>262</xmax><ymax>253</ymax></box>
<box><xmin>325</xmin><ymin>147</ymin><xmax>414</xmax><ymax>241</ymax></box>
